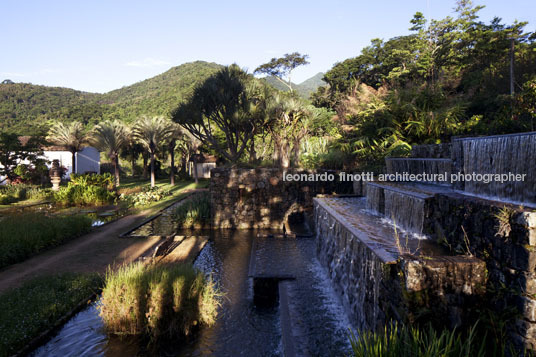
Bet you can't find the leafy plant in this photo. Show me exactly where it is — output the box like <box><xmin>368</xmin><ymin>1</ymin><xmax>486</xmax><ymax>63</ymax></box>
<box><xmin>119</xmin><ymin>186</ymin><xmax>171</xmax><ymax>207</ymax></box>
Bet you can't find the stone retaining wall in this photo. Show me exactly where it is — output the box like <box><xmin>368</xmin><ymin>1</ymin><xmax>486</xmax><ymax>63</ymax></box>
<box><xmin>427</xmin><ymin>194</ymin><xmax>536</xmax><ymax>349</ymax></box>
<box><xmin>314</xmin><ymin>199</ymin><xmax>487</xmax><ymax>331</ymax></box>
<box><xmin>210</xmin><ymin>168</ymin><xmax>353</xmax><ymax>229</ymax></box>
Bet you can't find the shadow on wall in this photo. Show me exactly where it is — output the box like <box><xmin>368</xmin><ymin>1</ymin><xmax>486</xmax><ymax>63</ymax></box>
<box><xmin>210</xmin><ymin>168</ymin><xmax>353</xmax><ymax>230</ymax></box>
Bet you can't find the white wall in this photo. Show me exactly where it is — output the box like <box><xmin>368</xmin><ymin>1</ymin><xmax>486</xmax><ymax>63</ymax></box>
<box><xmin>188</xmin><ymin>162</ymin><xmax>216</xmax><ymax>179</ymax></box>
<box><xmin>0</xmin><ymin>147</ymin><xmax>100</xmax><ymax>183</ymax></box>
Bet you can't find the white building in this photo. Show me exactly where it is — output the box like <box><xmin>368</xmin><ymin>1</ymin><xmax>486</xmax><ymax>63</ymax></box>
<box><xmin>188</xmin><ymin>154</ymin><xmax>217</xmax><ymax>179</ymax></box>
<box><xmin>0</xmin><ymin>137</ymin><xmax>100</xmax><ymax>183</ymax></box>
<box><xmin>43</xmin><ymin>146</ymin><xmax>100</xmax><ymax>178</ymax></box>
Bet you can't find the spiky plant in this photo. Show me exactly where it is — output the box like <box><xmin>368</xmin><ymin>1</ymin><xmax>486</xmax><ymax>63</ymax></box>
<box><xmin>91</xmin><ymin>120</ymin><xmax>129</xmax><ymax>186</ymax></box>
<box><xmin>134</xmin><ymin>116</ymin><xmax>174</xmax><ymax>187</ymax></box>
<box><xmin>46</xmin><ymin>121</ymin><xmax>89</xmax><ymax>175</ymax></box>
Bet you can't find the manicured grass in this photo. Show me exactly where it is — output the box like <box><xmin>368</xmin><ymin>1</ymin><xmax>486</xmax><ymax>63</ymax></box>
<box><xmin>0</xmin><ymin>273</ymin><xmax>102</xmax><ymax>357</ymax></box>
<box><xmin>119</xmin><ymin>177</ymin><xmax>209</xmax><ymax>191</ymax></box>
<box><xmin>0</xmin><ymin>213</ymin><xmax>93</xmax><ymax>268</ymax></box>
<box><xmin>99</xmin><ymin>262</ymin><xmax>219</xmax><ymax>339</ymax></box>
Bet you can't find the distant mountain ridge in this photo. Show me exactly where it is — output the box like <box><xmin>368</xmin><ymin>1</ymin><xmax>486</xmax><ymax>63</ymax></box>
<box><xmin>0</xmin><ymin>62</ymin><xmax>325</xmax><ymax>135</ymax></box>
<box><xmin>0</xmin><ymin>61</ymin><xmax>222</xmax><ymax>134</ymax></box>
<box><xmin>262</xmin><ymin>72</ymin><xmax>325</xmax><ymax>98</ymax></box>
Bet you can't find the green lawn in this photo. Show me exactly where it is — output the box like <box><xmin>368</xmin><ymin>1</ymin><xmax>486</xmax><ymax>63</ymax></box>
<box><xmin>119</xmin><ymin>176</ymin><xmax>209</xmax><ymax>191</ymax></box>
<box><xmin>0</xmin><ymin>273</ymin><xmax>102</xmax><ymax>357</ymax></box>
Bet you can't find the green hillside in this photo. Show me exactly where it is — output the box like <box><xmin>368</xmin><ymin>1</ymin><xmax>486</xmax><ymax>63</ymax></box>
<box><xmin>262</xmin><ymin>72</ymin><xmax>325</xmax><ymax>99</ymax></box>
<box><xmin>0</xmin><ymin>83</ymin><xmax>101</xmax><ymax>134</ymax></box>
<box><xmin>99</xmin><ymin>61</ymin><xmax>222</xmax><ymax>123</ymax></box>
<box><xmin>0</xmin><ymin>61</ymin><xmax>222</xmax><ymax>134</ymax></box>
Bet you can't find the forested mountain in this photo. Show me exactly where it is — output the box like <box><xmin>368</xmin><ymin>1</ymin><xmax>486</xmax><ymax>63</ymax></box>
<box><xmin>99</xmin><ymin>61</ymin><xmax>222</xmax><ymax>123</ymax></box>
<box><xmin>0</xmin><ymin>61</ymin><xmax>222</xmax><ymax>135</ymax></box>
<box><xmin>311</xmin><ymin>2</ymin><xmax>536</xmax><ymax>169</ymax></box>
<box><xmin>263</xmin><ymin>72</ymin><xmax>325</xmax><ymax>98</ymax></box>
<box><xmin>0</xmin><ymin>83</ymin><xmax>101</xmax><ymax>135</ymax></box>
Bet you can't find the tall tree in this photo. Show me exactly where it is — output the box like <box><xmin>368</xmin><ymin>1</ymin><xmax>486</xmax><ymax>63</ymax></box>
<box><xmin>91</xmin><ymin>120</ymin><xmax>128</xmax><ymax>186</ymax></box>
<box><xmin>172</xmin><ymin>65</ymin><xmax>266</xmax><ymax>164</ymax></box>
<box><xmin>120</xmin><ymin>135</ymin><xmax>145</xmax><ymax>177</ymax></box>
<box><xmin>134</xmin><ymin>116</ymin><xmax>173</xmax><ymax>188</ymax></box>
<box><xmin>46</xmin><ymin>121</ymin><xmax>89</xmax><ymax>175</ymax></box>
<box><xmin>254</xmin><ymin>52</ymin><xmax>310</xmax><ymax>92</ymax></box>
<box><xmin>0</xmin><ymin>134</ymin><xmax>43</xmax><ymax>183</ymax></box>
<box><xmin>266</xmin><ymin>94</ymin><xmax>311</xmax><ymax>168</ymax></box>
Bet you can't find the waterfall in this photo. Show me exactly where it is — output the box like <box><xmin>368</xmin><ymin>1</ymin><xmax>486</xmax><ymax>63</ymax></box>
<box><xmin>365</xmin><ymin>184</ymin><xmax>384</xmax><ymax>214</ymax></box>
<box><xmin>383</xmin><ymin>190</ymin><xmax>425</xmax><ymax>234</ymax></box>
<box><xmin>458</xmin><ymin>132</ymin><xmax>536</xmax><ymax>204</ymax></box>
<box><xmin>386</xmin><ymin>158</ymin><xmax>452</xmax><ymax>184</ymax></box>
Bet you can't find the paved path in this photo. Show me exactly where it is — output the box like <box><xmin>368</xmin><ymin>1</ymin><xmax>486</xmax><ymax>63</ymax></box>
<box><xmin>0</xmin><ymin>192</ymin><xmax>202</xmax><ymax>294</ymax></box>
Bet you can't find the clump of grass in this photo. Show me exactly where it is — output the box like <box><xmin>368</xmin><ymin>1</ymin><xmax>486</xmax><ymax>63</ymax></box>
<box><xmin>349</xmin><ymin>322</ymin><xmax>486</xmax><ymax>357</ymax></box>
<box><xmin>0</xmin><ymin>273</ymin><xmax>102</xmax><ymax>357</ymax></box>
<box><xmin>172</xmin><ymin>192</ymin><xmax>211</xmax><ymax>228</ymax></box>
<box><xmin>0</xmin><ymin>213</ymin><xmax>93</xmax><ymax>268</ymax></box>
<box><xmin>495</xmin><ymin>206</ymin><xmax>516</xmax><ymax>239</ymax></box>
<box><xmin>99</xmin><ymin>262</ymin><xmax>219</xmax><ymax>339</ymax></box>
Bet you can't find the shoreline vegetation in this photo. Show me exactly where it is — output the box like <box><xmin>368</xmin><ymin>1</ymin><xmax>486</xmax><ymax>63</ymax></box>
<box><xmin>99</xmin><ymin>262</ymin><xmax>219</xmax><ymax>339</ymax></box>
<box><xmin>0</xmin><ymin>273</ymin><xmax>102</xmax><ymax>357</ymax></box>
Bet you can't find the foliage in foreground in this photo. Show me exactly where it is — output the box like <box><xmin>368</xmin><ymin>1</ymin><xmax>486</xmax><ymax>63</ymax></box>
<box><xmin>119</xmin><ymin>186</ymin><xmax>172</xmax><ymax>207</ymax></box>
<box><xmin>0</xmin><ymin>273</ymin><xmax>102</xmax><ymax>357</ymax></box>
<box><xmin>99</xmin><ymin>262</ymin><xmax>219</xmax><ymax>339</ymax></box>
<box><xmin>349</xmin><ymin>322</ymin><xmax>487</xmax><ymax>357</ymax></box>
<box><xmin>0</xmin><ymin>213</ymin><xmax>92</xmax><ymax>268</ymax></box>
<box><xmin>172</xmin><ymin>192</ymin><xmax>211</xmax><ymax>228</ymax></box>
<box><xmin>54</xmin><ymin>173</ymin><xmax>116</xmax><ymax>206</ymax></box>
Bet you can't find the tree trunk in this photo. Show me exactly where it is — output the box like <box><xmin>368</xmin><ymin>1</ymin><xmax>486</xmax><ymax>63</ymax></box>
<box><xmin>150</xmin><ymin>152</ymin><xmax>156</xmax><ymax>188</ymax></box>
<box><xmin>131</xmin><ymin>158</ymin><xmax>136</xmax><ymax>177</ymax></box>
<box><xmin>142</xmin><ymin>152</ymin><xmax>148</xmax><ymax>179</ymax></box>
<box><xmin>71</xmin><ymin>151</ymin><xmax>76</xmax><ymax>177</ymax></box>
<box><xmin>248</xmin><ymin>137</ymin><xmax>256</xmax><ymax>164</ymax></box>
<box><xmin>170</xmin><ymin>144</ymin><xmax>175</xmax><ymax>186</ymax></box>
<box><xmin>192</xmin><ymin>157</ymin><xmax>199</xmax><ymax>184</ymax></box>
<box><xmin>280</xmin><ymin>141</ymin><xmax>290</xmax><ymax>169</ymax></box>
<box><xmin>114</xmin><ymin>155</ymin><xmax>120</xmax><ymax>187</ymax></box>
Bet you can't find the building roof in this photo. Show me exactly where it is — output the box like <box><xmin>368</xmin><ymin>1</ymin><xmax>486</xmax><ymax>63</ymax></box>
<box><xmin>190</xmin><ymin>154</ymin><xmax>217</xmax><ymax>163</ymax></box>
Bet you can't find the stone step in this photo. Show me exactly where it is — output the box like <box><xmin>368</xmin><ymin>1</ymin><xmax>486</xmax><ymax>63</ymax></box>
<box><xmin>156</xmin><ymin>235</ymin><xmax>209</xmax><ymax>264</ymax></box>
<box><xmin>365</xmin><ymin>182</ymin><xmax>439</xmax><ymax>235</ymax></box>
<box><xmin>315</xmin><ymin>196</ymin><xmax>445</xmax><ymax>263</ymax></box>
<box><xmin>385</xmin><ymin>157</ymin><xmax>452</xmax><ymax>185</ymax></box>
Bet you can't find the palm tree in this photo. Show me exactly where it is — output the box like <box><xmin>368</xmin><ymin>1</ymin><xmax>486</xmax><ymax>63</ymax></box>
<box><xmin>266</xmin><ymin>94</ymin><xmax>310</xmax><ymax>168</ymax></box>
<box><xmin>134</xmin><ymin>116</ymin><xmax>174</xmax><ymax>188</ymax></box>
<box><xmin>91</xmin><ymin>120</ymin><xmax>128</xmax><ymax>186</ymax></box>
<box><xmin>46</xmin><ymin>121</ymin><xmax>89</xmax><ymax>175</ymax></box>
<box><xmin>167</xmin><ymin>123</ymin><xmax>183</xmax><ymax>186</ymax></box>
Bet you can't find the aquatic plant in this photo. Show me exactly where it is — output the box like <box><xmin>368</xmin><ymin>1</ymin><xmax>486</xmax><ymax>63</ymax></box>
<box><xmin>172</xmin><ymin>192</ymin><xmax>211</xmax><ymax>228</ymax></box>
<box><xmin>99</xmin><ymin>262</ymin><xmax>219</xmax><ymax>339</ymax></box>
<box><xmin>349</xmin><ymin>322</ymin><xmax>486</xmax><ymax>357</ymax></box>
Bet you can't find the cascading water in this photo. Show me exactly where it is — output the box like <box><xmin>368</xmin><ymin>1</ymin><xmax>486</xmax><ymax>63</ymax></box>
<box><xmin>385</xmin><ymin>158</ymin><xmax>452</xmax><ymax>185</ymax></box>
<box><xmin>458</xmin><ymin>132</ymin><xmax>536</xmax><ymax>204</ymax></box>
<box><xmin>383</xmin><ymin>189</ymin><xmax>426</xmax><ymax>235</ymax></box>
<box><xmin>365</xmin><ymin>184</ymin><xmax>384</xmax><ymax>214</ymax></box>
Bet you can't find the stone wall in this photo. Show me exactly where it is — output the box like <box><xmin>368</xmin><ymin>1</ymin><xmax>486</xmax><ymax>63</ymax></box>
<box><xmin>314</xmin><ymin>199</ymin><xmax>487</xmax><ymax>331</ymax></box>
<box><xmin>426</xmin><ymin>193</ymin><xmax>536</xmax><ymax>349</ymax></box>
<box><xmin>210</xmin><ymin>168</ymin><xmax>353</xmax><ymax>229</ymax></box>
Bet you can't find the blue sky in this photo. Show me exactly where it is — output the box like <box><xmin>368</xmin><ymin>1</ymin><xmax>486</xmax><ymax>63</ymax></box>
<box><xmin>1</xmin><ymin>0</ymin><xmax>535</xmax><ymax>93</ymax></box>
